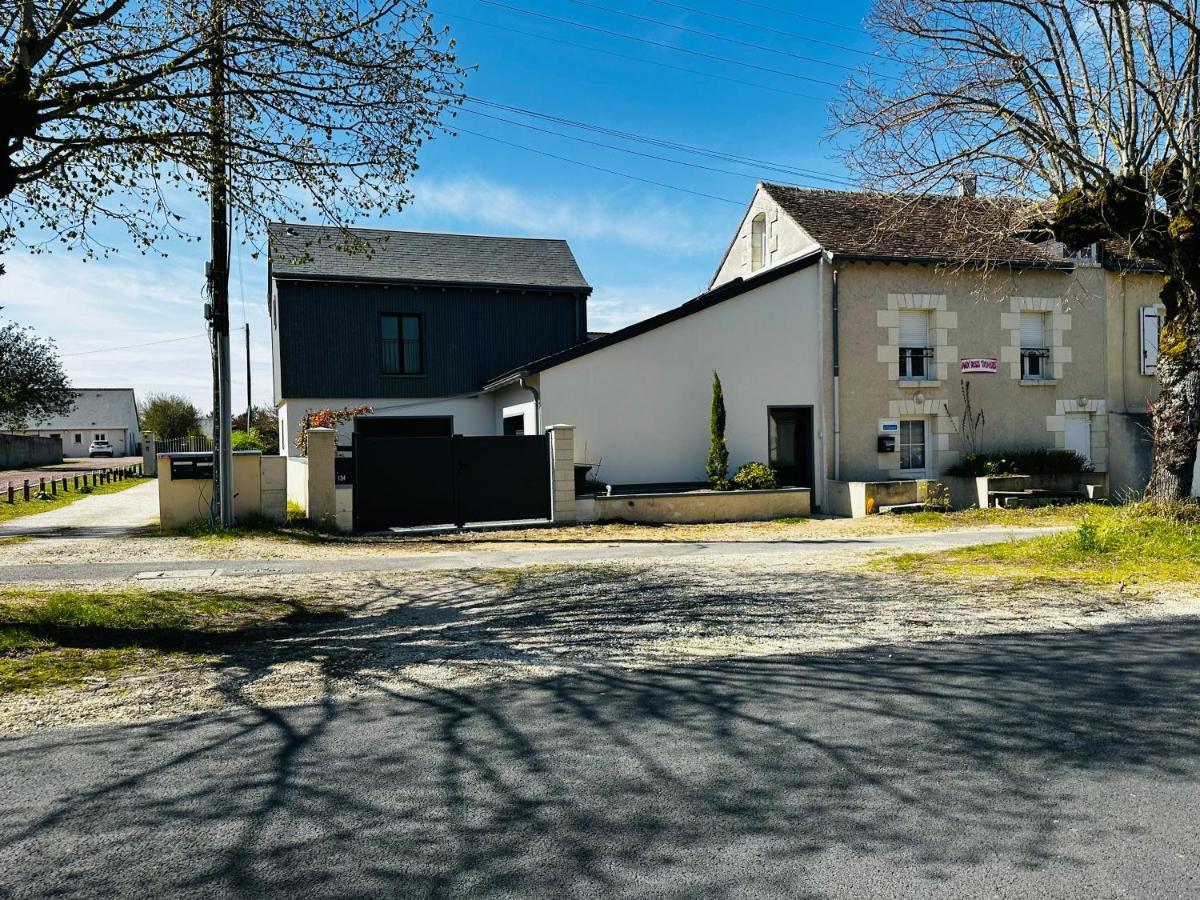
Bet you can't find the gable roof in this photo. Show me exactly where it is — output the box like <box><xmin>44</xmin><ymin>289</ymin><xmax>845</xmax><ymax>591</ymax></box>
<box><xmin>32</xmin><ymin>389</ymin><xmax>139</xmax><ymax>431</ymax></box>
<box><xmin>761</xmin><ymin>183</ymin><xmax>1069</xmax><ymax>269</ymax></box>
<box><xmin>484</xmin><ymin>249</ymin><xmax>824</xmax><ymax>388</ymax></box>
<box><xmin>759</xmin><ymin>183</ymin><xmax>1161</xmax><ymax>272</ymax></box>
<box><xmin>268</xmin><ymin>224</ymin><xmax>591</xmax><ymax>292</ymax></box>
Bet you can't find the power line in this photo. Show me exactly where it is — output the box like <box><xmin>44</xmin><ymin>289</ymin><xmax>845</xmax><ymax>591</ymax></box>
<box><xmin>473</xmin><ymin>0</ymin><xmax>844</xmax><ymax>88</ymax></box>
<box><xmin>433</xmin><ymin>9</ymin><xmax>831</xmax><ymax>101</ymax></box>
<box><xmin>558</xmin><ymin>0</ymin><xmax>884</xmax><ymax>74</ymax></box>
<box><xmin>456</xmin><ymin>104</ymin><xmax>853</xmax><ymax>188</ymax></box>
<box><xmin>61</xmin><ymin>333</ymin><xmax>208</xmax><ymax>357</ymax></box>
<box><xmin>452</xmin><ymin>126</ymin><xmax>744</xmax><ymax>204</ymax></box>
<box><xmin>730</xmin><ymin>0</ymin><xmax>871</xmax><ymax>35</ymax></box>
<box><xmin>458</xmin><ymin>95</ymin><xmax>855</xmax><ymax>186</ymax></box>
<box><xmin>641</xmin><ymin>0</ymin><xmax>879</xmax><ymax>59</ymax></box>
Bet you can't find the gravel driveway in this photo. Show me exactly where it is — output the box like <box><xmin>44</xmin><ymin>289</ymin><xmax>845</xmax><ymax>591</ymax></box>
<box><xmin>0</xmin><ymin>480</ymin><xmax>159</xmax><ymax>538</ymax></box>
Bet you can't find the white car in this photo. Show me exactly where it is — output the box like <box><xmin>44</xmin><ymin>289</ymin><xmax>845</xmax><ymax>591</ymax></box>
<box><xmin>88</xmin><ymin>439</ymin><xmax>114</xmax><ymax>458</ymax></box>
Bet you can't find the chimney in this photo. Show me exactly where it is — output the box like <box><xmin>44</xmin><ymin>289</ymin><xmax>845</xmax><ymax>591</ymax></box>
<box><xmin>956</xmin><ymin>173</ymin><xmax>978</xmax><ymax>197</ymax></box>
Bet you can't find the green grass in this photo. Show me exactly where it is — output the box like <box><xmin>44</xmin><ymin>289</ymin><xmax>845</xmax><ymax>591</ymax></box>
<box><xmin>0</xmin><ymin>587</ymin><xmax>342</xmax><ymax>694</ymax></box>
<box><xmin>895</xmin><ymin>504</ymin><xmax>1096</xmax><ymax>530</ymax></box>
<box><xmin>0</xmin><ymin>476</ymin><xmax>150</xmax><ymax>524</ymax></box>
<box><xmin>883</xmin><ymin>502</ymin><xmax>1200</xmax><ymax>587</ymax></box>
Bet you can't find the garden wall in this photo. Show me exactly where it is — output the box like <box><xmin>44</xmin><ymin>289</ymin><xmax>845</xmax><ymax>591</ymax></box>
<box><xmin>0</xmin><ymin>434</ymin><xmax>62</xmax><ymax>469</ymax></box>
<box><xmin>594</xmin><ymin>487</ymin><xmax>810</xmax><ymax>524</ymax></box>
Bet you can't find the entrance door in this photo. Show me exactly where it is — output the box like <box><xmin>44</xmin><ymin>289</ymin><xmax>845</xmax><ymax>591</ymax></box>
<box><xmin>768</xmin><ymin>407</ymin><xmax>815</xmax><ymax>488</ymax></box>
<box><xmin>1064</xmin><ymin>414</ymin><xmax>1092</xmax><ymax>463</ymax></box>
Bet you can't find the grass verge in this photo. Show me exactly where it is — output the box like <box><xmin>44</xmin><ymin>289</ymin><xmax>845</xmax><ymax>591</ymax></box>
<box><xmin>882</xmin><ymin>503</ymin><xmax>1200</xmax><ymax>587</ymax></box>
<box><xmin>0</xmin><ymin>587</ymin><xmax>342</xmax><ymax>694</ymax></box>
<box><xmin>0</xmin><ymin>477</ymin><xmax>151</xmax><ymax>524</ymax></box>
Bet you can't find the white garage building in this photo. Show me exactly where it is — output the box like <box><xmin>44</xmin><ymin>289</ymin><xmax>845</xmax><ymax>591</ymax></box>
<box><xmin>21</xmin><ymin>388</ymin><xmax>143</xmax><ymax>457</ymax></box>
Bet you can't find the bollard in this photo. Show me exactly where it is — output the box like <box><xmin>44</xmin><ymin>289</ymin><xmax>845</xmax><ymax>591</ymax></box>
<box><xmin>51</xmin><ymin>480</ymin><xmax>57</xmax><ymax>496</ymax></box>
<box><xmin>39</xmin><ymin>477</ymin><xmax>45</xmax><ymax>494</ymax></box>
<box><xmin>74</xmin><ymin>475</ymin><xmax>79</xmax><ymax>490</ymax></box>
<box><xmin>6</xmin><ymin>484</ymin><xmax>12</xmax><ymax>504</ymax></box>
<box><xmin>24</xmin><ymin>479</ymin><xmax>30</xmax><ymax>501</ymax></box>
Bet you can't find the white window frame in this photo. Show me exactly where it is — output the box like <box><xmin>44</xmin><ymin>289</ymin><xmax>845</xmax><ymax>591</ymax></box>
<box><xmin>897</xmin><ymin>419</ymin><xmax>928</xmax><ymax>474</ymax></box>
<box><xmin>897</xmin><ymin>309</ymin><xmax>933</xmax><ymax>381</ymax></box>
<box><xmin>1019</xmin><ymin>311</ymin><xmax>1050</xmax><ymax>380</ymax></box>
<box><xmin>1140</xmin><ymin>306</ymin><xmax>1162</xmax><ymax>376</ymax></box>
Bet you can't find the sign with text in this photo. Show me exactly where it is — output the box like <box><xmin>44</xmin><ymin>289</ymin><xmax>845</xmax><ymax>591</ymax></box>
<box><xmin>961</xmin><ymin>358</ymin><xmax>998</xmax><ymax>374</ymax></box>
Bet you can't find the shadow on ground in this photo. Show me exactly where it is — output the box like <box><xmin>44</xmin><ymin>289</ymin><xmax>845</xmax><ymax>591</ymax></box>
<box><xmin>1</xmin><ymin>614</ymin><xmax>1198</xmax><ymax>897</ymax></box>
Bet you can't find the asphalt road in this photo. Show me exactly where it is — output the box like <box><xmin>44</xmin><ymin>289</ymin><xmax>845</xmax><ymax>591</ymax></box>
<box><xmin>2</xmin><ymin>618</ymin><xmax>1198</xmax><ymax>898</ymax></box>
<box><xmin>0</xmin><ymin>526</ymin><xmax>1064</xmax><ymax>583</ymax></box>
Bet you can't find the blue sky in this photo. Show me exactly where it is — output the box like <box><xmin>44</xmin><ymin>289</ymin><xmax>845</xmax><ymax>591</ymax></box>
<box><xmin>0</xmin><ymin>0</ymin><xmax>877</xmax><ymax>411</ymax></box>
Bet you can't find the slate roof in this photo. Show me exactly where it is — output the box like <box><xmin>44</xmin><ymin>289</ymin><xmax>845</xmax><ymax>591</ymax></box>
<box><xmin>32</xmin><ymin>389</ymin><xmax>140</xmax><ymax>431</ymax></box>
<box><xmin>268</xmin><ymin>224</ymin><xmax>591</xmax><ymax>292</ymax></box>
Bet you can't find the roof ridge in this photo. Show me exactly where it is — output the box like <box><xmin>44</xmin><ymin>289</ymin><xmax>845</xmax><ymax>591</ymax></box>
<box><xmin>268</xmin><ymin>222</ymin><xmax>573</xmax><ymax>244</ymax></box>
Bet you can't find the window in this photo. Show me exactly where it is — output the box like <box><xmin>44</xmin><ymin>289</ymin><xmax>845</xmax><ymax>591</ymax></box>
<box><xmin>381</xmin><ymin>314</ymin><xmax>422</xmax><ymax>375</ymax></box>
<box><xmin>751</xmin><ymin>213</ymin><xmax>767</xmax><ymax>271</ymax></box>
<box><xmin>1063</xmin><ymin>243</ymin><xmax>1097</xmax><ymax>263</ymax></box>
<box><xmin>898</xmin><ymin>420</ymin><xmax>926</xmax><ymax>472</ymax></box>
<box><xmin>1019</xmin><ymin>312</ymin><xmax>1050</xmax><ymax>379</ymax></box>
<box><xmin>898</xmin><ymin>309</ymin><xmax>933</xmax><ymax>379</ymax></box>
<box><xmin>74</xmin><ymin>433</ymin><xmax>82</xmax><ymax>444</ymax></box>
<box><xmin>94</xmin><ymin>433</ymin><xmax>106</xmax><ymax>441</ymax></box>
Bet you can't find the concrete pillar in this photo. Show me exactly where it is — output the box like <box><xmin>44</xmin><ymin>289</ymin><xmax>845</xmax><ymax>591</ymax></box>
<box><xmin>306</xmin><ymin>427</ymin><xmax>337</xmax><ymax>528</ymax></box>
<box><xmin>546</xmin><ymin>424</ymin><xmax>576</xmax><ymax>525</ymax></box>
<box><xmin>142</xmin><ymin>432</ymin><xmax>157</xmax><ymax>477</ymax></box>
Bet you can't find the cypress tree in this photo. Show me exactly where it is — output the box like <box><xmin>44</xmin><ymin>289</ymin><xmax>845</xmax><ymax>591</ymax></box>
<box><xmin>707</xmin><ymin>370</ymin><xmax>729</xmax><ymax>488</ymax></box>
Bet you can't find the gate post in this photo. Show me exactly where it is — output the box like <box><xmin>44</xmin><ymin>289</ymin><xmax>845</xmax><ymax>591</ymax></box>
<box><xmin>142</xmin><ymin>431</ymin><xmax>157</xmax><ymax>477</ymax></box>
<box><xmin>546</xmin><ymin>424</ymin><xmax>577</xmax><ymax>525</ymax></box>
<box><xmin>306</xmin><ymin>427</ymin><xmax>338</xmax><ymax>529</ymax></box>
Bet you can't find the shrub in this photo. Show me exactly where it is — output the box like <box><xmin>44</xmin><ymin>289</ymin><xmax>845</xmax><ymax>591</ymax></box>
<box><xmin>707</xmin><ymin>371</ymin><xmax>729</xmax><ymax>489</ymax></box>
<box><xmin>231</xmin><ymin>428</ymin><xmax>268</xmax><ymax>452</ymax></box>
<box><xmin>731</xmin><ymin>461</ymin><xmax>777</xmax><ymax>490</ymax></box>
<box><xmin>946</xmin><ymin>449</ymin><xmax>1094</xmax><ymax>477</ymax></box>
<box><xmin>295</xmin><ymin>405</ymin><xmax>371</xmax><ymax>456</ymax></box>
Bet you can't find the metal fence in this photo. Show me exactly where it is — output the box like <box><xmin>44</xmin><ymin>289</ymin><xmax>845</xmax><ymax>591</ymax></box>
<box><xmin>154</xmin><ymin>436</ymin><xmax>214</xmax><ymax>454</ymax></box>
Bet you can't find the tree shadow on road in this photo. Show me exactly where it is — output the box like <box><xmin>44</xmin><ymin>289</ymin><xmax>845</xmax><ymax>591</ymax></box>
<box><xmin>0</xmin><ymin>568</ymin><xmax>1198</xmax><ymax>897</ymax></box>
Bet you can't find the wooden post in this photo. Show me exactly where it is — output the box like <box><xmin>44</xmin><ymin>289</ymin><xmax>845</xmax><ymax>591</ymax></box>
<box><xmin>51</xmin><ymin>479</ymin><xmax>57</xmax><ymax>496</ymax></box>
<box><xmin>24</xmin><ymin>479</ymin><xmax>30</xmax><ymax>501</ymax></box>
<box><xmin>7</xmin><ymin>484</ymin><xmax>13</xmax><ymax>504</ymax></box>
<box><xmin>39</xmin><ymin>477</ymin><xmax>45</xmax><ymax>493</ymax></box>
<box><xmin>74</xmin><ymin>475</ymin><xmax>79</xmax><ymax>490</ymax></box>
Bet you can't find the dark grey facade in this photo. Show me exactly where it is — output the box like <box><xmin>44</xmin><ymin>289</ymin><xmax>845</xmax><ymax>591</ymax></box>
<box><xmin>268</xmin><ymin>225</ymin><xmax>591</xmax><ymax>402</ymax></box>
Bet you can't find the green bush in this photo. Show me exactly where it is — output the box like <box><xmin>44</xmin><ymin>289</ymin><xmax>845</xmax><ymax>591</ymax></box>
<box><xmin>231</xmin><ymin>429</ymin><xmax>268</xmax><ymax>452</ymax></box>
<box><xmin>946</xmin><ymin>449</ymin><xmax>1094</xmax><ymax>477</ymax></box>
<box><xmin>731</xmin><ymin>461</ymin><xmax>778</xmax><ymax>490</ymax></box>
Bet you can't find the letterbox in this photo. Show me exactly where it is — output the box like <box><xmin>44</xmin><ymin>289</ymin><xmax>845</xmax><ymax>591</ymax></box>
<box><xmin>877</xmin><ymin>435</ymin><xmax>896</xmax><ymax>453</ymax></box>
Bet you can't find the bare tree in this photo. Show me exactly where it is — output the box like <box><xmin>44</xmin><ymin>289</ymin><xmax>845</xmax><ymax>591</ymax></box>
<box><xmin>836</xmin><ymin>0</ymin><xmax>1200</xmax><ymax>501</ymax></box>
<box><xmin>1</xmin><ymin>0</ymin><xmax>464</xmax><ymax>258</ymax></box>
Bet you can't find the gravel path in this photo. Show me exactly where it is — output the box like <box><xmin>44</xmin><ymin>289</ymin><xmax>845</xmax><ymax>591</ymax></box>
<box><xmin>0</xmin><ymin>480</ymin><xmax>158</xmax><ymax>538</ymax></box>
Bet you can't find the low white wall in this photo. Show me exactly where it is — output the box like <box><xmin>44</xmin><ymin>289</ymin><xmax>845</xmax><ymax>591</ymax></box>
<box><xmin>336</xmin><ymin>486</ymin><xmax>353</xmax><ymax>532</ymax></box>
<box><xmin>286</xmin><ymin>457</ymin><xmax>309</xmax><ymax>510</ymax></box>
<box><xmin>595</xmin><ymin>487</ymin><xmax>810</xmax><ymax>524</ymax></box>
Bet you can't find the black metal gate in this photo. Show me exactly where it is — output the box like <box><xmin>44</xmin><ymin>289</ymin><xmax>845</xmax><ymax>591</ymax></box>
<box><xmin>352</xmin><ymin>433</ymin><xmax>551</xmax><ymax>531</ymax></box>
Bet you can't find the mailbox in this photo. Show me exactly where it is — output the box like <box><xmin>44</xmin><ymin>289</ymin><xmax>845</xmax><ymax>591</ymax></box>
<box><xmin>169</xmin><ymin>454</ymin><xmax>214</xmax><ymax>480</ymax></box>
<box><xmin>877</xmin><ymin>435</ymin><xmax>896</xmax><ymax>453</ymax></box>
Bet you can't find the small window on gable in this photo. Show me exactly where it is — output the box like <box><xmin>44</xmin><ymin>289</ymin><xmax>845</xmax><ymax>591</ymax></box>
<box><xmin>751</xmin><ymin>212</ymin><xmax>767</xmax><ymax>271</ymax></box>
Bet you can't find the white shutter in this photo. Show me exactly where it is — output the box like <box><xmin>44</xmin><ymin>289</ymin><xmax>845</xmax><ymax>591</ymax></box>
<box><xmin>1019</xmin><ymin>312</ymin><xmax>1046</xmax><ymax>348</ymax></box>
<box><xmin>1141</xmin><ymin>306</ymin><xmax>1161</xmax><ymax>376</ymax></box>
<box><xmin>898</xmin><ymin>309</ymin><xmax>930</xmax><ymax>347</ymax></box>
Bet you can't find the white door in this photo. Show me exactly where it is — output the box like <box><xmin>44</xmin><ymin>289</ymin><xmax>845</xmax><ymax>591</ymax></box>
<box><xmin>1063</xmin><ymin>414</ymin><xmax>1091</xmax><ymax>463</ymax></box>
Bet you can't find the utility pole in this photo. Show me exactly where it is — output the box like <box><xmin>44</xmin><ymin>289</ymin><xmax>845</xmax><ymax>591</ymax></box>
<box><xmin>205</xmin><ymin>0</ymin><xmax>234</xmax><ymax>527</ymax></box>
<box><xmin>245</xmin><ymin>322</ymin><xmax>251</xmax><ymax>434</ymax></box>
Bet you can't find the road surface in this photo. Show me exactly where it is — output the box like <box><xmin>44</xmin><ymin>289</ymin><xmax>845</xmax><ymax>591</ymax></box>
<box><xmin>1</xmin><ymin>618</ymin><xmax>1197</xmax><ymax>898</ymax></box>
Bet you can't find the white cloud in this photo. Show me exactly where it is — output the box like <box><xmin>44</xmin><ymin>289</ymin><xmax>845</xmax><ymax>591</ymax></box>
<box><xmin>406</xmin><ymin>173</ymin><xmax>730</xmax><ymax>255</ymax></box>
<box><xmin>587</xmin><ymin>277</ymin><xmax>713</xmax><ymax>333</ymax></box>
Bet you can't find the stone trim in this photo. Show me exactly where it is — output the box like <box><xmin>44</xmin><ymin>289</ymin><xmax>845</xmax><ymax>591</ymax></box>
<box><xmin>877</xmin><ymin>293</ymin><xmax>957</xmax><ymax>382</ymax></box>
<box><xmin>999</xmin><ymin>297</ymin><xmax>1072</xmax><ymax>381</ymax></box>
<box><xmin>1045</xmin><ymin>399</ymin><xmax>1108</xmax><ymax>472</ymax></box>
<box><xmin>546</xmin><ymin>424</ymin><xmax>577</xmax><ymax>524</ymax></box>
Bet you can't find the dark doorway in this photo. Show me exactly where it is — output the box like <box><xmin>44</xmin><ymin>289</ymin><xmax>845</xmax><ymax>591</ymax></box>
<box><xmin>502</xmin><ymin>414</ymin><xmax>525</xmax><ymax>436</ymax></box>
<box><xmin>768</xmin><ymin>406</ymin><xmax>815</xmax><ymax>489</ymax></box>
<box><xmin>354</xmin><ymin>415</ymin><xmax>453</xmax><ymax>438</ymax></box>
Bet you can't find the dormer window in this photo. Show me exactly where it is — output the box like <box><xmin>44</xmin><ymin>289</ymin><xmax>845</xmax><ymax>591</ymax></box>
<box><xmin>1063</xmin><ymin>242</ymin><xmax>1097</xmax><ymax>264</ymax></box>
<box><xmin>751</xmin><ymin>212</ymin><xmax>767</xmax><ymax>271</ymax></box>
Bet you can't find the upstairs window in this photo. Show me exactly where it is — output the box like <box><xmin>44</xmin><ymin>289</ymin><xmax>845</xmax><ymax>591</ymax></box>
<box><xmin>898</xmin><ymin>309</ymin><xmax>933</xmax><ymax>379</ymax></box>
<box><xmin>381</xmin><ymin>314</ymin><xmax>422</xmax><ymax>375</ymax></box>
<box><xmin>751</xmin><ymin>213</ymin><xmax>767</xmax><ymax>271</ymax></box>
<box><xmin>1063</xmin><ymin>243</ymin><xmax>1097</xmax><ymax>264</ymax></box>
<box><xmin>1019</xmin><ymin>312</ymin><xmax>1050</xmax><ymax>379</ymax></box>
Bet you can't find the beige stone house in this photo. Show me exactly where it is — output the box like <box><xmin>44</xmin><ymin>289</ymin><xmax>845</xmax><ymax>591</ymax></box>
<box><xmin>710</xmin><ymin>183</ymin><xmax>1176</xmax><ymax>497</ymax></box>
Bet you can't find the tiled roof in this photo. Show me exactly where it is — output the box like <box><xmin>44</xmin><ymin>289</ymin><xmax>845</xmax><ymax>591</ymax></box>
<box><xmin>762</xmin><ymin>183</ymin><xmax>1067</xmax><ymax>268</ymax></box>
<box><xmin>268</xmin><ymin>224</ymin><xmax>591</xmax><ymax>292</ymax></box>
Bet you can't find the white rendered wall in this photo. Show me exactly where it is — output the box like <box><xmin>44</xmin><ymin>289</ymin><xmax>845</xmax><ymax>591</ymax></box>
<box><xmin>537</xmin><ymin>265</ymin><xmax>825</xmax><ymax>505</ymax></box>
<box><xmin>277</xmin><ymin>395</ymin><xmax>497</xmax><ymax>457</ymax></box>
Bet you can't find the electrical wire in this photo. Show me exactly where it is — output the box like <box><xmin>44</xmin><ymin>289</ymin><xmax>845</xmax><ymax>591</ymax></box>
<box><xmin>452</xmin><ymin>126</ymin><xmax>744</xmax><ymax>203</ymax></box>
<box><xmin>473</xmin><ymin>0</ymin><xmax>844</xmax><ymax>88</ymax></box>
<box><xmin>431</xmin><ymin>9</ymin><xmax>831</xmax><ymax>101</ymax></box>
<box><xmin>60</xmin><ymin>333</ymin><xmax>208</xmax><ymax>356</ymax></box>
